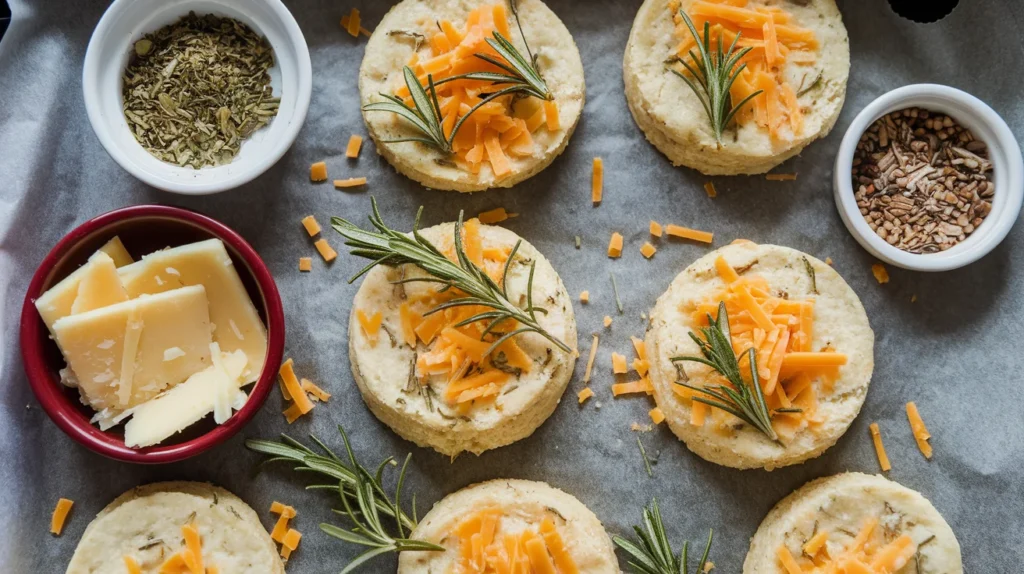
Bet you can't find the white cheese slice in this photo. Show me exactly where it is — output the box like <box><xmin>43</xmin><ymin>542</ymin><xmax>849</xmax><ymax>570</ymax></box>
<box><xmin>118</xmin><ymin>239</ymin><xmax>267</xmax><ymax>383</ymax></box>
<box><xmin>51</xmin><ymin>285</ymin><xmax>213</xmax><ymax>412</ymax></box>
<box><xmin>69</xmin><ymin>252</ymin><xmax>130</xmax><ymax>315</ymax></box>
<box><xmin>96</xmin><ymin>236</ymin><xmax>134</xmax><ymax>268</ymax></box>
<box><xmin>35</xmin><ymin>236</ymin><xmax>134</xmax><ymax>333</ymax></box>
<box><xmin>123</xmin><ymin>348</ymin><xmax>249</xmax><ymax>448</ymax></box>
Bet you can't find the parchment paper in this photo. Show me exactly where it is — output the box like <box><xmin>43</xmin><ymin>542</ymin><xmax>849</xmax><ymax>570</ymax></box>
<box><xmin>2</xmin><ymin>0</ymin><xmax>1023</xmax><ymax>571</ymax></box>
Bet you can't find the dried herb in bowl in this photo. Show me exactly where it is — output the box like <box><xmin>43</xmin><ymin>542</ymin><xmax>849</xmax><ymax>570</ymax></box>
<box><xmin>122</xmin><ymin>12</ymin><xmax>279</xmax><ymax>169</ymax></box>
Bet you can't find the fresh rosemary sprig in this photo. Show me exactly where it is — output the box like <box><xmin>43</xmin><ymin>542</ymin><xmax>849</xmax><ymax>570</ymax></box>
<box><xmin>436</xmin><ymin>31</ymin><xmax>551</xmax><ymax>101</ymax></box>
<box><xmin>363</xmin><ymin>66</ymin><xmax>523</xmax><ymax>154</ymax></box>
<box><xmin>672</xmin><ymin>10</ymin><xmax>762</xmax><ymax>143</ymax></box>
<box><xmin>245</xmin><ymin>427</ymin><xmax>444</xmax><ymax>574</ymax></box>
<box><xmin>331</xmin><ymin>198</ymin><xmax>571</xmax><ymax>356</ymax></box>
<box><xmin>671</xmin><ymin>302</ymin><xmax>786</xmax><ymax>443</ymax></box>
<box><xmin>613</xmin><ymin>498</ymin><xmax>713</xmax><ymax>574</ymax></box>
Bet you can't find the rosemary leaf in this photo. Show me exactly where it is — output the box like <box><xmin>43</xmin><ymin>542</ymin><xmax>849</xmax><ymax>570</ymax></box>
<box><xmin>802</xmin><ymin>256</ymin><xmax>818</xmax><ymax>294</ymax></box>
<box><xmin>611</xmin><ymin>272</ymin><xmax>623</xmax><ymax>314</ymax></box>
<box><xmin>637</xmin><ymin>436</ymin><xmax>653</xmax><ymax>477</ymax></box>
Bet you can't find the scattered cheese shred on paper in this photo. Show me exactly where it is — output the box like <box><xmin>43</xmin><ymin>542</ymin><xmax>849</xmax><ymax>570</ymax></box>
<box><xmin>314</xmin><ymin>239</ymin><xmax>337</xmax><ymax>262</ymax></box>
<box><xmin>611</xmin><ymin>352</ymin><xmax>627</xmax><ymax>374</ymax></box>
<box><xmin>765</xmin><ymin>173</ymin><xmax>798</xmax><ymax>181</ymax></box>
<box><xmin>666</xmin><ymin>224</ymin><xmax>714</xmax><ymax>244</ymax></box>
<box><xmin>301</xmin><ymin>215</ymin><xmax>321</xmax><ymax>237</ymax></box>
<box><xmin>704</xmin><ymin>181</ymin><xmax>717</xmax><ymax>197</ymax></box>
<box><xmin>592</xmin><ymin>157</ymin><xmax>604</xmax><ymax>204</ymax></box>
<box><xmin>579</xmin><ymin>290</ymin><xmax>589</xmax><ymax>303</ymax></box>
<box><xmin>603</xmin><ymin>315</ymin><xmax>613</xmax><ymax>328</ymax></box>
<box><xmin>607</xmin><ymin>232</ymin><xmax>623</xmax><ymax>258</ymax></box>
<box><xmin>870</xmin><ymin>422</ymin><xmax>892</xmax><ymax>471</ymax></box>
<box><xmin>649</xmin><ymin>407</ymin><xmax>665</xmax><ymax>425</ymax></box>
<box><xmin>649</xmin><ymin>221</ymin><xmax>663</xmax><ymax>237</ymax></box>
<box><xmin>334</xmin><ymin>177</ymin><xmax>367</xmax><ymax>188</ymax></box>
<box><xmin>577</xmin><ymin>388</ymin><xmax>594</xmax><ymax>404</ymax></box>
<box><xmin>281</xmin><ymin>528</ymin><xmax>303</xmax><ymax>560</ymax></box>
<box><xmin>310</xmin><ymin>161</ymin><xmax>328</xmax><ymax>182</ymax></box>
<box><xmin>298</xmin><ymin>257</ymin><xmax>313</xmax><ymax>272</ymax></box>
<box><xmin>345</xmin><ymin>134</ymin><xmax>363</xmax><ymax>158</ymax></box>
<box><xmin>478</xmin><ymin>207</ymin><xmax>513</xmax><ymax>224</ymax></box>
<box><xmin>640</xmin><ymin>242</ymin><xmax>657</xmax><ymax>259</ymax></box>
<box><xmin>50</xmin><ymin>498</ymin><xmax>74</xmax><ymax>535</ymax></box>
<box><xmin>906</xmin><ymin>402</ymin><xmax>933</xmax><ymax>459</ymax></box>
<box><xmin>872</xmin><ymin>263</ymin><xmax>890</xmax><ymax>284</ymax></box>
<box><xmin>340</xmin><ymin>11</ymin><xmax>372</xmax><ymax>37</ymax></box>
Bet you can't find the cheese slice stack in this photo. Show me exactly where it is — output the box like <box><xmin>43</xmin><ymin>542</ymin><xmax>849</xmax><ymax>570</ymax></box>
<box><xmin>34</xmin><ymin>235</ymin><xmax>268</xmax><ymax>448</ymax></box>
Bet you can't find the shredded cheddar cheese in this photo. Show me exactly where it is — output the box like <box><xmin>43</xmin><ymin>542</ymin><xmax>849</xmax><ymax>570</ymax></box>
<box><xmin>649</xmin><ymin>407</ymin><xmax>665</xmax><ymax>424</ymax></box>
<box><xmin>649</xmin><ymin>221</ymin><xmax>663</xmax><ymax>237</ymax></box>
<box><xmin>577</xmin><ymin>387</ymin><xmax>594</xmax><ymax>404</ymax></box>
<box><xmin>271</xmin><ymin>502</ymin><xmax>297</xmax><ymax>518</ymax></box>
<box><xmin>766</xmin><ymin>173</ymin><xmax>798</xmax><ymax>181</ymax></box>
<box><xmin>611</xmin><ymin>353</ymin><xmax>628</xmax><ymax>374</ymax></box>
<box><xmin>302</xmin><ymin>379</ymin><xmax>332</xmax><ymax>402</ymax></box>
<box><xmin>123</xmin><ymin>556</ymin><xmax>142</xmax><ymax>574</ymax></box>
<box><xmin>301</xmin><ymin>215</ymin><xmax>322</xmax><ymax>236</ymax></box>
<box><xmin>607</xmin><ymin>232</ymin><xmax>623</xmax><ymax>258</ymax></box>
<box><xmin>676</xmin><ymin>254</ymin><xmax>848</xmax><ymax>439</ymax></box>
<box><xmin>640</xmin><ymin>242</ymin><xmax>657</xmax><ymax>259</ymax></box>
<box><xmin>704</xmin><ymin>181</ymin><xmax>717</xmax><ymax>198</ymax></box>
<box><xmin>592</xmin><ymin>157</ymin><xmax>604</xmax><ymax>204</ymax></box>
<box><xmin>334</xmin><ymin>177</ymin><xmax>367</xmax><ymax>188</ymax></box>
<box><xmin>345</xmin><ymin>134</ymin><xmax>363</xmax><ymax>158</ymax></box>
<box><xmin>310</xmin><ymin>161</ymin><xmax>328</xmax><ymax>182</ymax></box>
<box><xmin>871</xmin><ymin>263</ymin><xmax>890</xmax><ymax>284</ymax></box>
<box><xmin>906</xmin><ymin>402</ymin><xmax>933</xmax><ymax>459</ymax></box>
<box><xmin>603</xmin><ymin>316</ymin><xmax>613</xmax><ymax>328</ymax></box>
<box><xmin>280</xmin><ymin>359</ymin><xmax>315</xmax><ymax>418</ymax></box>
<box><xmin>612</xmin><ymin>378</ymin><xmax>652</xmax><ymax>396</ymax></box>
<box><xmin>356</xmin><ymin>309</ymin><xmax>384</xmax><ymax>346</ymax></box>
<box><xmin>340</xmin><ymin>12</ymin><xmax>371</xmax><ymax>37</ymax></box>
<box><xmin>450</xmin><ymin>508</ymin><xmax>579</xmax><ymax>574</ymax></box>
<box><xmin>670</xmin><ymin>0</ymin><xmax>817</xmax><ymax>142</ymax></box>
<box><xmin>579</xmin><ymin>290</ymin><xmax>590</xmax><ymax>304</ymax></box>
<box><xmin>298</xmin><ymin>257</ymin><xmax>313</xmax><ymax>272</ymax></box>
<box><xmin>478</xmin><ymin>207</ymin><xmax>513</xmax><ymax>224</ymax></box>
<box><xmin>281</xmin><ymin>528</ymin><xmax>302</xmax><ymax>560</ymax></box>
<box><xmin>392</xmin><ymin>4</ymin><xmax>559</xmax><ymax>178</ymax></box>
<box><xmin>781</xmin><ymin>516</ymin><xmax>919</xmax><ymax>573</ymax></box>
<box><xmin>314</xmin><ymin>238</ymin><xmax>337</xmax><ymax>262</ymax></box>
<box><xmin>665</xmin><ymin>224</ymin><xmax>714</xmax><ymax>244</ymax></box>
<box><xmin>50</xmin><ymin>498</ymin><xmax>74</xmax><ymax>535</ymax></box>
<box><xmin>344</xmin><ymin>8</ymin><xmax>361</xmax><ymax>37</ymax></box>
<box><xmin>870</xmin><ymin>422</ymin><xmax>891</xmax><ymax>471</ymax></box>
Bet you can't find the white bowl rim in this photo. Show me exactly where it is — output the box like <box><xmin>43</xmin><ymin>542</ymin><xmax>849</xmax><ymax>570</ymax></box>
<box><xmin>82</xmin><ymin>0</ymin><xmax>312</xmax><ymax>195</ymax></box>
<box><xmin>833</xmin><ymin>83</ymin><xmax>1024</xmax><ymax>272</ymax></box>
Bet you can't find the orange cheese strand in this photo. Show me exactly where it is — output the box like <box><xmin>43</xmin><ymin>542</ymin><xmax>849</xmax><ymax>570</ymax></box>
<box><xmin>182</xmin><ymin>523</ymin><xmax>204</xmax><ymax>574</ymax></box>
<box><xmin>803</xmin><ymin>529</ymin><xmax>829</xmax><ymax>556</ymax></box>
<box><xmin>301</xmin><ymin>215</ymin><xmax>322</xmax><ymax>236</ymax></box>
<box><xmin>302</xmin><ymin>379</ymin><xmax>332</xmax><ymax>402</ymax></box>
<box><xmin>478</xmin><ymin>207</ymin><xmax>512</xmax><ymax>224</ymax></box>
<box><xmin>583</xmin><ymin>335</ymin><xmax>599</xmax><ymax>383</ymax></box>
<box><xmin>310</xmin><ymin>161</ymin><xmax>328</xmax><ymax>182</ymax></box>
<box><xmin>611</xmin><ymin>352</ymin><xmax>628</xmax><ymax>374</ymax></box>
<box><xmin>314</xmin><ymin>238</ymin><xmax>337</xmax><ymax>262</ymax></box>
<box><xmin>776</xmin><ymin>545</ymin><xmax>802</xmax><ymax>574</ymax></box>
<box><xmin>50</xmin><ymin>498</ymin><xmax>74</xmax><ymax>535</ymax></box>
<box><xmin>612</xmin><ymin>378</ymin><xmax>653</xmax><ymax>397</ymax></box>
<box><xmin>607</xmin><ymin>232</ymin><xmax>624</xmax><ymax>258</ymax></box>
<box><xmin>271</xmin><ymin>501</ymin><xmax>297</xmax><ymax>518</ymax></box>
<box><xmin>357</xmin><ymin>309</ymin><xmax>384</xmax><ymax>346</ymax></box>
<box><xmin>649</xmin><ymin>221</ymin><xmax>663</xmax><ymax>237</ymax></box>
<box><xmin>665</xmin><ymin>224</ymin><xmax>714</xmax><ymax>244</ymax></box>
<box><xmin>577</xmin><ymin>387</ymin><xmax>594</xmax><ymax>404</ymax></box>
<box><xmin>540</xmin><ymin>518</ymin><xmax>579</xmax><ymax>574</ymax></box>
<box><xmin>870</xmin><ymin>422</ymin><xmax>891</xmax><ymax>471</ymax></box>
<box><xmin>280</xmin><ymin>359</ymin><xmax>315</xmax><ymax>416</ymax></box>
<box><xmin>123</xmin><ymin>556</ymin><xmax>142</xmax><ymax>574</ymax></box>
<box><xmin>334</xmin><ymin>177</ymin><xmax>367</xmax><ymax>188</ymax></box>
<box><xmin>281</xmin><ymin>528</ymin><xmax>303</xmax><ymax>560</ymax></box>
<box><xmin>298</xmin><ymin>257</ymin><xmax>313</xmax><ymax>272</ymax></box>
<box><xmin>592</xmin><ymin>157</ymin><xmax>604</xmax><ymax>204</ymax></box>
<box><xmin>345</xmin><ymin>134</ymin><xmax>363</xmax><ymax>158</ymax></box>
<box><xmin>649</xmin><ymin>407</ymin><xmax>666</xmax><ymax>424</ymax></box>
<box><xmin>345</xmin><ymin>8</ymin><xmax>361</xmax><ymax>37</ymax></box>
<box><xmin>906</xmin><ymin>401</ymin><xmax>933</xmax><ymax>459</ymax></box>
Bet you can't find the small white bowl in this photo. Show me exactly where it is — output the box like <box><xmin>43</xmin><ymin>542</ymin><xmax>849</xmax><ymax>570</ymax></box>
<box><xmin>834</xmin><ymin>84</ymin><xmax>1023</xmax><ymax>271</ymax></box>
<box><xmin>83</xmin><ymin>0</ymin><xmax>312</xmax><ymax>195</ymax></box>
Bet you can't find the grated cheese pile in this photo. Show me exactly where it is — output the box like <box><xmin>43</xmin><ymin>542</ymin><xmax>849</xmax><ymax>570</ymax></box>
<box><xmin>669</xmin><ymin>0</ymin><xmax>819</xmax><ymax>142</ymax></box>
<box><xmin>675</xmin><ymin>255</ymin><xmax>847</xmax><ymax>440</ymax></box>
<box><xmin>777</xmin><ymin>516</ymin><xmax>918</xmax><ymax>574</ymax></box>
<box><xmin>394</xmin><ymin>4</ymin><xmax>560</xmax><ymax>178</ymax></box>
<box><xmin>450</xmin><ymin>507</ymin><xmax>580</xmax><ymax>574</ymax></box>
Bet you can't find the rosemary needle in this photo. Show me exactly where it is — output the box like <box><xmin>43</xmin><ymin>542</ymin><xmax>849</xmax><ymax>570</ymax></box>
<box><xmin>611</xmin><ymin>272</ymin><xmax>623</xmax><ymax>314</ymax></box>
<box><xmin>637</xmin><ymin>436</ymin><xmax>653</xmax><ymax>477</ymax></box>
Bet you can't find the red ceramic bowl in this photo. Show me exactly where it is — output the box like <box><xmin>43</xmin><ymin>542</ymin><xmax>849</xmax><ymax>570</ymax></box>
<box><xmin>20</xmin><ymin>205</ymin><xmax>285</xmax><ymax>464</ymax></box>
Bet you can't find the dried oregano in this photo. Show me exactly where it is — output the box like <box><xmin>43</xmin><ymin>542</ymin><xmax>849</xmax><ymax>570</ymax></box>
<box><xmin>122</xmin><ymin>12</ymin><xmax>279</xmax><ymax>169</ymax></box>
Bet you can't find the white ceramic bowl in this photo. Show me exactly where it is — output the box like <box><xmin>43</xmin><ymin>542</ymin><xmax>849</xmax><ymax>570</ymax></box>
<box><xmin>83</xmin><ymin>0</ymin><xmax>312</xmax><ymax>195</ymax></box>
<box><xmin>834</xmin><ymin>84</ymin><xmax>1023</xmax><ymax>271</ymax></box>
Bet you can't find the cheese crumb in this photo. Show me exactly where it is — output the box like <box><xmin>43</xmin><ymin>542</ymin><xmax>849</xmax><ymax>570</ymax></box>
<box><xmin>579</xmin><ymin>290</ymin><xmax>589</xmax><ymax>303</ymax></box>
<box><xmin>163</xmin><ymin>347</ymin><xmax>186</xmax><ymax>361</ymax></box>
<box><xmin>299</xmin><ymin>257</ymin><xmax>313</xmax><ymax>272</ymax></box>
<box><xmin>577</xmin><ymin>388</ymin><xmax>594</xmax><ymax>404</ymax></box>
<box><xmin>310</xmin><ymin>161</ymin><xmax>328</xmax><ymax>182</ymax></box>
<box><xmin>301</xmin><ymin>215</ymin><xmax>321</xmax><ymax>237</ymax></box>
<box><xmin>603</xmin><ymin>316</ymin><xmax>613</xmax><ymax>328</ymax></box>
<box><xmin>314</xmin><ymin>239</ymin><xmax>338</xmax><ymax>262</ymax></box>
<box><xmin>607</xmin><ymin>232</ymin><xmax>623</xmax><ymax>258</ymax></box>
<box><xmin>872</xmin><ymin>263</ymin><xmax>890</xmax><ymax>284</ymax></box>
<box><xmin>640</xmin><ymin>242</ymin><xmax>657</xmax><ymax>259</ymax></box>
<box><xmin>345</xmin><ymin>134</ymin><xmax>363</xmax><ymax>158</ymax></box>
<box><xmin>50</xmin><ymin>498</ymin><xmax>74</xmax><ymax>535</ymax></box>
<box><xmin>649</xmin><ymin>221</ymin><xmax>663</xmax><ymax>237</ymax></box>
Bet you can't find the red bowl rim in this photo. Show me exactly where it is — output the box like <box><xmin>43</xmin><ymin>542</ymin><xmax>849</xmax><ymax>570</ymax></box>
<box><xmin>20</xmin><ymin>204</ymin><xmax>285</xmax><ymax>464</ymax></box>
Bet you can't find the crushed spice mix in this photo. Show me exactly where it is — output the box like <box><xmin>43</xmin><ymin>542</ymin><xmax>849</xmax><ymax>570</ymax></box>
<box><xmin>852</xmin><ymin>107</ymin><xmax>993</xmax><ymax>253</ymax></box>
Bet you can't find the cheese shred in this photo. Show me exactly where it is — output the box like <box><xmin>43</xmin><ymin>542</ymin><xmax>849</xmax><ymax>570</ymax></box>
<box><xmin>869</xmin><ymin>422</ymin><xmax>891</xmax><ymax>471</ymax></box>
<box><xmin>583</xmin><ymin>335</ymin><xmax>600</xmax><ymax>384</ymax></box>
<box><xmin>50</xmin><ymin>498</ymin><xmax>74</xmax><ymax>535</ymax></box>
<box><xmin>906</xmin><ymin>402</ymin><xmax>933</xmax><ymax>459</ymax></box>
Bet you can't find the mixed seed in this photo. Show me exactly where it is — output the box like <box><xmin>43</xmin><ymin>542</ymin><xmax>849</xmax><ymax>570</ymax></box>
<box><xmin>122</xmin><ymin>12</ymin><xmax>279</xmax><ymax>169</ymax></box>
<box><xmin>852</xmin><ymin>107</ymin><xmax>993</xmax><ymax>254</ymax></box>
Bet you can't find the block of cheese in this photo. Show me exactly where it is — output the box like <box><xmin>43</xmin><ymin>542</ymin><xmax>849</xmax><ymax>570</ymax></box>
<box><xmin>124</xmin><ymin>347</ymin><xmax>249</xmax><ymax>448</ymax></box>
<box><xmin>52</xmin><ymin>285</ymin><xmax>213</xmax><ymax>412</ymax></box>
<box><xmin>35</xmin><ymin>236</ymin><xmax>135</xmax><ymax>333</ymax></box>
<box><xmin>118</xmin><ymin>239</ymin><xmax>267</xmax><ymax>383</ymax></box>
<box><xmin>70</xmin><ymin>252</ymin><xmax>129</xmax><ymax>315</ymax></box>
